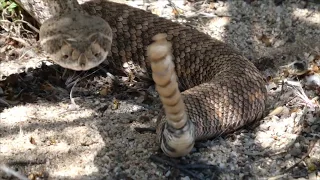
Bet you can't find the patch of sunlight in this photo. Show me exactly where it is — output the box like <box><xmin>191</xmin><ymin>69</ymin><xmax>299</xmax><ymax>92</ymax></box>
<box><xmin>0</xmin><ymin>134</ymin><xmax>35</xmax><ymax>156</ymax></box>
<box><xmin>0</xmin><ymin>106</ymin><xmax>31</xmax><ymax>125</ymax></box>
<box><xmin>52</xmin><ymin>164</ymin><xmax>99</xmax><ymax>179</ymax></box>
<box><xmin>61</xmin><ymin>126</ymin><xmax>105</xmax><ymax>146</ymax></box>
<box><xmin>0</xmin><ymin>102</ymin><xmax>95</xmax><ymax>127</ymax></box>
<box><xmin>207</xmin><ymin>4</ymin><xmax>230</xmax><ymax>41</ymax></box>
<box><xmin>51</xmin><ymin>126</ymin><xmax>104</xmax><ymax>178</ymax></box>
<box><xmin>0</xmin><ymin>131</ymin><xmax>70</xmax><ymax>156</ymax></box>
<box><xmin>51</xmin><ymin>148</ymin><xmax>101</xmax><ymax>179</ymax></box>
<box><xmin>254</xmin><ymin>109</ymin><xmax>303</xmax><ymax>152</ymax></box>
<box><xmin>292</xmin><ymin>8</ymin><xmax>320</xmax><ymax>25</ymax></box>
<box><xmin>112</xmin><ymin>100</ymin><xmax>144</xmax><ymax>114</ymax></box>
<box><xmin>1</xmin><ymin>124</ymin><xmax>105</xmax><ymax>179</ymax></box>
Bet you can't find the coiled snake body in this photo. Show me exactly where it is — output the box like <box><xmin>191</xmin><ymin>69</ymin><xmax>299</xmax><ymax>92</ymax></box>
<box><xmin>19</xmin><ymin>0</ymin><xmax>267</xmax><ymax>157</ymax></box>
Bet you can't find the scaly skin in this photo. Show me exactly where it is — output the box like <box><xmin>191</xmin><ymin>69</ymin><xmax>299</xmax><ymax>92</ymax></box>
<box><xmin>38</xmin><ymin>0</ymin><xmax>113</xmax><ymax>71</ymax></box>
<box><xmin>148</xmin><ymin>34</ymin><xmax>195</xmax><ymax>157</ymax></box>
<box><xmin>15</xmin><ymin>0</ymin><xmax>267</xmax><ymax>157</ymax></box>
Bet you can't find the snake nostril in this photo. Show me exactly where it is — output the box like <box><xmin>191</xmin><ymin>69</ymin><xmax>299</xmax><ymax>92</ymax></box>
<box><xmin>80</xmin><ymin>62</ymin><xmax>86</xmax><ymax>67</ymax></box>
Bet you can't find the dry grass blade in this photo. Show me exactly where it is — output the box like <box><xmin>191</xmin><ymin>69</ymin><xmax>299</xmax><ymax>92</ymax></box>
<box><xmin>286</xmin><ymin>80</ymin><xmax>319</xmax><ymax>108</ymax></box>
<box><xmin>12</xmin><ymin>19</ymin><xmax>39</xmax><ymax>33</ymax></box>
<box><xmin>149</xmin><ymin>155</ymin><xmax>204</xmax><ymax>180</ymax></box>
<box><xmin>268</xmin><ymin>140</ymin><xmax>318</xmax><ymax>180</ymax></box>
<box><xmin>0</xmin><ymin>97</ymin><xmax>11</xmax><ymax>107</ymax></box>
<box><xmin>0</xmin><ymin>164</ymin><xmax>28</xmax><ymax>180</ymax></box>
<box><xmin>69</xmin><ymin>77</ymin><xmax>80</xmax><ymax>108</ymax></box>
<box><xmin>167</xmin><ymin>0</ymin><xmax>182</xmax><ymax>16</ymax></box>
<box><xmin>0</xmin><ymin>7</ymin><xmax>39</xmax><ymax>52</ymax></box>
<box><xmin>64</xmin><ymin>66</ymin><xmax>107</xmax><ymax>107</ymax></box>
<box><xmin>0</xmin><ymin>34</ymin><xmax>30</xmax><ymax>47</ymax></box>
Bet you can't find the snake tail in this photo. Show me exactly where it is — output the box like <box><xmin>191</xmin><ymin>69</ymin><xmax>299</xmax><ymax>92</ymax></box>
<box><xmin>148</xmin><ymin>34</ymin><xmax>195</xmax><ymax>157</ymax></box>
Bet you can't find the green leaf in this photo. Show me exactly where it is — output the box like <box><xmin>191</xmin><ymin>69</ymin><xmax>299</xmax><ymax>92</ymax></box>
<box><xmin>8</xmin><ymin>2</ymin><xmax>17</xmax><ymax>10</ymax></box>
<box><xmin>1</xmin><ymin>1</ymin><xmax>8</xmax><ymax>9</ymax></box>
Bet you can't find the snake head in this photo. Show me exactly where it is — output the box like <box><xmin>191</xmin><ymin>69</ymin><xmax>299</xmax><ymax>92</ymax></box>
<box><xmin>40</xmin><ymin>12</ymin><xmax>112</xmax><ymax>71</ymax></box>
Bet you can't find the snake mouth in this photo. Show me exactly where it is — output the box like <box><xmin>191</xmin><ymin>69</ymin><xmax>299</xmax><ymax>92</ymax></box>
<box><xmin>59</xmin><ymin>62</ymin><xmax>101</xmax><ymax>71</ymax></box>
<box><xmin>76</xmin><ymin>49</ymin><xmax>110</xmax><ymax>71</ymax></box>
<box><xmin>54</xmin><ymin>53</ymin><xmax>108</xmax><ymax>71</ymax></box>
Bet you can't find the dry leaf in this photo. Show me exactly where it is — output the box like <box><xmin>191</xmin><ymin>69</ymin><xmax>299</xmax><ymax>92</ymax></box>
<box><xmin>311</xmin><ymin>63</ymin><xmax>319</xmax><ymax>72</ymax></box>
<box><xmin>28</xmin><ymin>171</ymin><xmax>46</xmax><ymax>180</ymax></box>
<box><xmin>272</xmin><ymin>135</ymin><xmax>278</xmax><ymax>140</ymax></box>
<box><xmin>282</xmin><ymin>69</ymin><xmax>290</xmax><ymax>77</ymax></box>
<box><xmin>307</xmin><ymin>162</ymin><xmax>317</xmax><ymax>172</ymax></box>
<box><xmin>290</xmin><ymin>107</ymin><xmax>300</xmax><ymax>113</ymax></box>
<box><xmin>30</xmin><ymin>136</ymin><xmax>37</xmax><ymax>145</ymax></box>
<box><xmin>172</xmin><ymin>8</ymin><xmax>179</xmax><ymax>17</ymax></box>
<box><xmin>268</xmin><ymin>106</ymin><xmax>284</xmax><ymax>116</ymax></box>
<box><xmin>314</xmin><ymin>54</ymin><xmax>320</xmax><ymax>62</ymax></box>
<box><xmin>112</xmin><ymin>98</ymin><xmax>120</xmax><ymax>110</ymax></box>
<box><xmin>41</xmin><ymin>82</ymin><xmax>53</xmax><ymax>91</ymax></box>
<box><xmin>128</xmin><ymin>72</ymin><xmax>135</xmax><ymax>82</ymax></box>
<box><xmin>50</xmin><ymin>137</ymin><xmax>57</xmax><ymax>145</ymax></box>
<box><xmin>100</xmin><ymin>86</ymin><xmax>110</xmax><ymax>96</ymax></box>
<box><xmin>209</xmin><ymin>2</ymin><xmax>216</xmax><ymax>9</ymax></box>
<box><xmin>259</xmin><ymin>34</ymin><xmax>272</xmax><ymax>47</ymax></box>
<box><xmin>28</xmin><ymin>173</ymin><xmax>36</xmax><ymax>180</ymax></box>
<box><xmin>151</xmin><ymin>9</ymin><xmax>161</xmax><ymax>16</ymax></box>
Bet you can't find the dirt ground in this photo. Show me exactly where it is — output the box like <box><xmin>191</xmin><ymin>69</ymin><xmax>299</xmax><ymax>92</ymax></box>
<box><xmin>0</xmin><ymin>0</ymin><xmax>320</xmax><ymax>179</ymax></box>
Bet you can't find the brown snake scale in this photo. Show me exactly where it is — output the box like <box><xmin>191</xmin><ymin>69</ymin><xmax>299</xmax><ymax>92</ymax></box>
<box><xmin>16</xmin><ymin>0</ymin><xmax>267</xmax><ymax>157</ymax></box>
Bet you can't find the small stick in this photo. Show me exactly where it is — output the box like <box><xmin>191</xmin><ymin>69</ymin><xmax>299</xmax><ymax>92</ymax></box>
<box><xmin>282</xmin><ymin>140</ymin><xmax>317</xmax><ymax>174</ymax></box>
<box><xmin>149</xmin><ymin>155</ymin><xmax>203</xmax><ymax>180</ymax></box>
<box><xmin>0</xmin><ymin>164</ymin><xmax>28</xmax><ymax>180</ymax></box>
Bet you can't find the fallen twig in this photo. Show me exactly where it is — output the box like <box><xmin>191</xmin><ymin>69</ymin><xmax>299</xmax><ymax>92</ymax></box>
<box><xmin>149</xmin><ymin>154</ymin><xmax>204</xmax><ymax>180</ymax></box>
<box><xmin>282</xmin><ymin>140</ymin><xmax>317</xmax><ymax>174</ymax></box>
<box><xmin>0</xmin><ymin>164</ymin><xmax>28</xmax><ymax>180</ymax></box>
<box><xmin>267</xmin><ymin>139</ymin><xmax>318</xmax><ymax>180</ymax></box>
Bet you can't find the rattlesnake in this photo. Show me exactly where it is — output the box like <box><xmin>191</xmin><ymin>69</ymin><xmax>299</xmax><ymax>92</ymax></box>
<box><xmin>17</xmin><ymin>0</ymin><xmax>267</xmax><ymax>157</ymax></box>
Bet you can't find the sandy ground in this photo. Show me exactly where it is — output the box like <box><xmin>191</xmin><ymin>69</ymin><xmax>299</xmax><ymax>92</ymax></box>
<box><xmin>0</xmin><ymin>0</ymin><xmax>320</xmax><ymax>179</ymax></box>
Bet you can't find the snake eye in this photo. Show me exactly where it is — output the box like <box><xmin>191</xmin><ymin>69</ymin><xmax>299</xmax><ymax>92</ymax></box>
<box><xmin>94</xmin><ymin>52</ymin><xmax>100</xmax><ymax>57</ymax></box>
<box><xmin>63</xmin><ymin>55</ymin><xmax>69</xmax><ymax>59</ymax></box>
